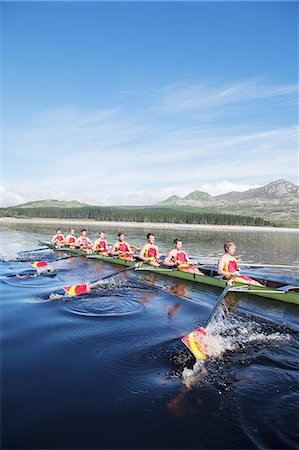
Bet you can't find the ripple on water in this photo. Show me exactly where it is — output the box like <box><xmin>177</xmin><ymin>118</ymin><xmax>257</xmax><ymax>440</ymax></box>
<box><xmin>2</xmin><ymin>275</ymin><xmax>61</xmax><ymax>289</ymax></box>
<box><xmin>63</xmin><ymin>289</ymin><xmax>145</xmax><ymax>317</ymax></box>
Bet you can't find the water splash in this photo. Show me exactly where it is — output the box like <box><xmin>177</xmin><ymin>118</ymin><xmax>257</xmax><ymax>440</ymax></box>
<box><xmin>182</xmin><ymin>312</ymin><xmax>292</xmax><ymax>381</ymax></box>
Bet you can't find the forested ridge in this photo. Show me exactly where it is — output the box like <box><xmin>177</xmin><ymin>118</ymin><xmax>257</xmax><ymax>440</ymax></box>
<box><xmin>0</xmin><ymin>205</ymin><xmax>278</xmax><ymax>227</ymax></box>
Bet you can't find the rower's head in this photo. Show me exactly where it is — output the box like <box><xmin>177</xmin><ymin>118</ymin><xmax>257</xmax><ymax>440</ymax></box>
<box><xmin>81</xmin><ymin>229</ymin><xmax>87</xmax><ymax>236</ymax></box>
<box><xmin>69</xmin><ymin>228</ymin><xmax>75</xmax><ymax>235</ymax></box>
<box><xmin>56</xmin><ymin>228</ymin><xmax>62</xmax><ymax>234</ymax></box>
<box><xmin>147</xmin><ymin>233</ymin><xmax>155</xmax><ymax>244</ymax></box>
<box><xmin>118</xmin><ymin>232</ymin><xmax>125</xmax><ymax>242</ymax></box>
<box><xmin>173</xmin><ymin>238</ymin><xmax>182</xmax><ymax>250</ymax></box>
<box><xmin>99</xmin><ymin>230</ymin><xmax>105</xmax><ymax>239</ymax></box>
<box><xmin>224</xmin><ymin>241</ymin><xmax>236</xmax><ymax>255</ymax></box>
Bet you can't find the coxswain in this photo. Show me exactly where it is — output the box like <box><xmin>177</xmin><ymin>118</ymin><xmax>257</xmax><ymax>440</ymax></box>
<box><xmin>163</xmin><ymin>239</ymin><xmax>203</xmax><ymax>275</ymax></box>
<box><xmin>111</xmin><ymin>232</ymin><xmax>135</xmax><ymax>261</ymax></box>
<box><xmin>217</xmin><ymin>241</ymin><xmax>262</xmax><ymax>286</ymax></box>
<box><xmin>51</xmin><ymin>229</ymin><xmax>65</xmax><ymax>247</ymax></box>
<box><xmin>76</xmin><ymin>229</ymin><xmax>93</xmax><ymax>253</ymax></box>
<box><xmin>139</xmin><ymin>233</ymin><xmax>161</xmax><ymax>267</ymax></box>
<box><xmin>93</xmin><ymin>231</ymin><xmax>109</xmax><ymax>255</ymax></box>
<box><xmin>65</xmin><ymin>229</ymin><xmax>77</xmax><ymax>248</ymax></box>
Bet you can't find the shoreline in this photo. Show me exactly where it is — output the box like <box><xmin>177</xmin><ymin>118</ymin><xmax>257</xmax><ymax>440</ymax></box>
<box><xmin>1</xmin><ymin>217</ymin><xmax>298</xmax><ymax>233</ymax></box>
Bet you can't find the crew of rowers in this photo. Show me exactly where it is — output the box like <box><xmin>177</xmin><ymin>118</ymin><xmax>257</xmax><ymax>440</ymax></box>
<box><xmin>51</xmin><ymin>229</ymin><xmax>261</xmax><ymax>285</ymax></box>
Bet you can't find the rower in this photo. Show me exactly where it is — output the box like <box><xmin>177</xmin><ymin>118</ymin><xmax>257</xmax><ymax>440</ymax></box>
<box><xmin>111</xmin><ymin>232</ymin><xmax>135</xmax><ymax>261</ymax></box>
<box><xmin>163</xmin><ymin>239</ymin><xmax>203</xmax><ymax>275</ymax></box>
<box><xmin>76</xmin><ymin>229</ymin><xmax>93</xmax><ymax>253</ymax></box>
<box><xmin>65</xmin><ymin>229</ymin><xmax>77</xmax><ymax>248</ymax></box>
<box><xmin>51</xmin><ymin>229</ymin><xmax>65</xmax><ymax>247</ymax></box>
<box><xmin>93</xmin><ymin>231</ymin><xmax>109</xmax><ymax>255</ymax></box>
<box><xmin>139</xmin><ymin>233</ymin><xmax>161</xmax><ymax>267</ymax></box>
<box><xmin>217</xmin><ymin>241</ymin><xmax>262</xmax><ymax>286</ymax></box>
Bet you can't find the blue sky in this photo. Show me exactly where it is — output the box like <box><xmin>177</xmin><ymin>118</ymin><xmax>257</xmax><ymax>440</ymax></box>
<box><xmin>2</xmin><ymin>1</ymin><xmax>298</xmax><ymax>206</ymax></box>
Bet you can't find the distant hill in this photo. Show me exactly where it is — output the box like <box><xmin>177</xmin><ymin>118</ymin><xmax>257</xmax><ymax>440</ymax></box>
<box><xmin>15</xmin><ymin>199</ymin><xmax>88</xmax><ymax>208</ymax></box>
<box><xmin>157</xmin><ymin>179</ymin><xmax>299</xmax><ymax>223</ymax></box>
<box><xmin>158</xmin><ymin>190</ymin><xmax>214</xmax><ymax>206</ymax></box>
<box><xmin>1</xmin><ymin>179</ymin><xmax>298</xmax><ymax>226</ymax></box>
<box><xmin>215</xmin><ymin>179</ymin><xmax>299</xmax><ymax>203</ymax></box>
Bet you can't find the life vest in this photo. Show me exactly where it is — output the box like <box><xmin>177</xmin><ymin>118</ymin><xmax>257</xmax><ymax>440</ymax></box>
<box><xmin>224</xmin><ymin>258</ymin><xmax>253</xmax><ymax>283</ymax></box>
<box><xmin>173</xmin><ymin>251</ymin><xmax>194</xmax><ymax>272</ymax></box>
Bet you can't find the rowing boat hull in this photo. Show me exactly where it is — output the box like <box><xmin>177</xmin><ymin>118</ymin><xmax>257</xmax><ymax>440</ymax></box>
<box><xmin>87</xmin><ymin>255</ymin><xmax>299</xmax><ymax>305</ymax></box>
<box><xmin>39</xmin><ymin>242</ymin><xmax>299</xmax><ymax>305</ymax></box>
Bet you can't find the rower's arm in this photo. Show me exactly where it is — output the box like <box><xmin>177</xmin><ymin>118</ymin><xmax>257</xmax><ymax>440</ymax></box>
<box><xmin>111</xmin><ymin>243</ymin><xmax>119</xmax><ymax>256</ymax></box>
<box><xmin>217</xmin><ymin>256</ymin><xmax>239</xmax><ymax>276</ymax></box>
<box><xmin>139</xmin><ymin>245</ymin><xmax>148</xmax><ymax>261</ymax></box>
<box><xmin>126</xmin><ymin>243</ymin><xmax>134</xmax><ymax>254</ymax></box>
<box><xmin>163</xmin><ymin>252</ymin><xmax>176</xmax><ymax>267</ymax></box>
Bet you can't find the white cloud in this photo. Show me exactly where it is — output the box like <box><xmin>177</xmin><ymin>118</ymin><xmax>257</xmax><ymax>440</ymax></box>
<box><xmin>198</xmin><ymin>181</ymin><xmax>262</xmax><ymax>197</ymax></box>
<box><xmin>1</xmin><ymin>185</ymin><xmax>25</xmax><ymax>207</ymax></box>
<box><xmin>152</xmin><ymin>79</ymin><xmax>298</xmax><ymax>116</ymax></box>
<box><xmin>3</xmin><ymin>78</ymin><xmax>298</xmax><ymax>206</ymax></box>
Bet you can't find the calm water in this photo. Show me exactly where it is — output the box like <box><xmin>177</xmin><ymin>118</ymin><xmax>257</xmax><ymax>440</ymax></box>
<box><xmin>1</xmin><ymin>223</ymin><xmax>299</xmax><ymax>450</ymax></box>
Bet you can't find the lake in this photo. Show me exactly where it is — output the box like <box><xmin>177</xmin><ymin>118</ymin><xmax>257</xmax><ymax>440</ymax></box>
<box><xmin>1</xmin><ymin>222</ymin><xmax>298</xmax><ymax>449</ymax></box>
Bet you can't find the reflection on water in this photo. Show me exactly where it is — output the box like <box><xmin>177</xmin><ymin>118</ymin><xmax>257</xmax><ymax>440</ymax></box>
<box><xmin>1</xmin><ymin>223</ymin><xmax>299</xmax><ymax>450</ymax></box>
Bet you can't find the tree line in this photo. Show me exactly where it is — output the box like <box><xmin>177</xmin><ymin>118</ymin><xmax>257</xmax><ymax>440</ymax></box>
<box><xmin>0</xmin><ymin>205</ymin><xmax>278</xmax><ymax>227</ymax></box>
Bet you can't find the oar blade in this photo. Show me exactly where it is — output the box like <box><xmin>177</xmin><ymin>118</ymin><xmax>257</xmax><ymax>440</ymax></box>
<box><xmin>181</xmin><ymin>327</ymin><xmax>207</xmax><ymax>360</ymax></box>
<box><xmin>28</xmin><ymin>261</ymin><xmax>48</xmax><ymax>268</ymax></box>
<box><xmin>63</xmin><ymin>284</ymin><xmax>89</xmax><ymax>296</ymax></box>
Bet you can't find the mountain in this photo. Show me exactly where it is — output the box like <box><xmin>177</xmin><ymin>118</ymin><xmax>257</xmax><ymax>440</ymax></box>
<box><xmin>156</xmin><ymin>179</ymin><xmax>299</xmax><ymax>223</ymax></box>
<box><xmin>158</xmin><ymin>190</ymin><xmax>214</xmax><ymax>206</ymax></box>
<box><xmin>2</xmin><ymin>179</ymin><xmax>298</xmax><ymax>225</ymax></box>
<box><xmin>215</xmin><ymin>179</ymin><xmax>299</xmax><ymax>204</ymax></box>
<box><xmin>14</xmin><ymin>199</ymin><xmax>88</xmax><ymax>208</ymax></box>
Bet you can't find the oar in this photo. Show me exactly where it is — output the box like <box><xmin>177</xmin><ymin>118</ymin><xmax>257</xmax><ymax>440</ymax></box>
<box><xmin>237</xmin><ymin>263</ymin><xmax>298</xmax><ymax>269</ymax></box>
<box><xmin>62</xmin><ymin>262</ymin><xmax>143</xmax><ymax>297</ymax></box>
<box><xmin>27</xmin><ymin>253</ymin><xmax>83</xmax><ymax>270</ymax></box>
<box><xmin>18</xmin><ymin>247</ymin><xmax>52</xmax><ymax>254</ymax></box>
<box><xmin>188</xmin><ymin>255</ymin><xmax>298</xmax><ymax>270</ymax></box>
<box><xmin>181</xmin><ymin>274</ymin><xmax>237</xmax><ymax>360</ymax></box>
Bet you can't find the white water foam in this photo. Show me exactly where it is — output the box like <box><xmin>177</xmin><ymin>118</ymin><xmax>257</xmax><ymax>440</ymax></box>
<box><xmin>182</xmin><ymin>312</ymin><xmax>291</xmax><ymax>382</ymax></box>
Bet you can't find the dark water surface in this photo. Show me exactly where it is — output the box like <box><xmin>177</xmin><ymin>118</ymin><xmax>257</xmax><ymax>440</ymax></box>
<box><xmin>1</xmin><ymin>223</ymin><xmax>299</xmax><ymax>449</ymax></box>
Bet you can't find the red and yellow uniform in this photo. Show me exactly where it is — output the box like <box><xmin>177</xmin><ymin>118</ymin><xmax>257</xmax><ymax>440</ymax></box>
<box><xmin>224</xmin><ymin>258</ymin><xmax>254</xmax><ymax>284</ymax></box>
<box><xmin>66</xmin><ymin>235</ymin><xmax>76</xmax><ymax>247</ymax></box>
<box><xmin>80</xmin><ymin>237</ymin><xmax>92</xmax><ymax>252</ymax></box>
<box><xmin>144</xmin><ymin>246</ymin><xmax>160</xmax><ymax>266</ymax></box>
<box><xmin>95</xmin><ymin>239</ymin><xmax>109</xmax><ymax>255</ymax></box>
<box><xmin>174</xmin><ymin>251</ymin><xmax>196</xmax><ymax>272</ymax></box>
<box><xmin>115</xmin><ymin>241</ymin><xmax>134</xmax><ymax>260</ymax></box>
<box><xmin>53</xmin><ymin>234</ymin><xmax>65</xmax><ymax>246</ymax></box>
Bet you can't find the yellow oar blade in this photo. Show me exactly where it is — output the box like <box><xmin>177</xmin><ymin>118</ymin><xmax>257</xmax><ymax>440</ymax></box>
<box><xmin>181</xmin><ymin>327</ymin><xmax>207</xmax><ymax>360</ymax></box>
<box><xmin>63</xmin><ymin>284</ymin><xmax>89</xmax><ymax>296</ymax></box>
<box><xmin>28</xmin><ymin>261</ymin><xmax>48</xmax><ymax>268</ymax></box>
